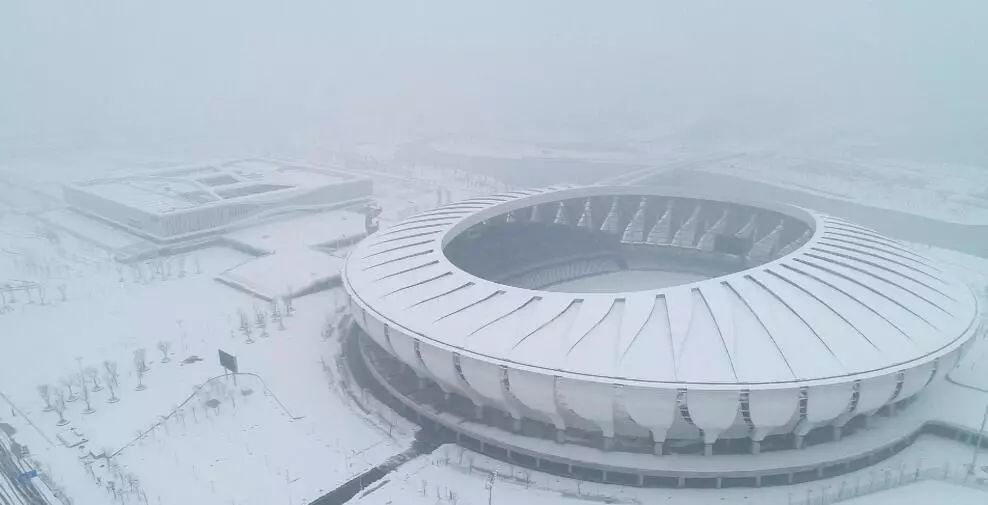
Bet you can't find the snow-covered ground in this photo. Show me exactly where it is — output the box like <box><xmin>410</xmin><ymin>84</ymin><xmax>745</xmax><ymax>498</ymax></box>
<box><xmin>224</xmin><ymin>211</ymin><xmax>367</xmax><ymax>254</ymax></box>
<box><xmin>429</xmin><ymin>138</ymin><xmax>671</xmax><ymax>165</ymax></box>
<box><xmin>3</xmin><ymin>154</ymin><xmax>988</xmax><ymax>505</ymax></box>
<box><xmin>0</xmin><ymin>164</ymin><xmax>504</xmax><ymax>505</ymax></box>
<box><xmin>35</xmin><ymin>209</ymin><xmax>148</xmax><ymax>251</ymax></box>
<box><xmin>916</xmin><ymin>243</ymin><xmax>988</xmax><ymax>392</ymax></box>
<box><xmin>684</xmin><ymin>154</ymin><xmax>988</xmax><ymax>226</ymax></box>
<box><xmin>218</xmin><ymin>248</ymin><xmax>345</xmax><ymax>301</ymax></box>
<box><xmin>412</xmin><ymin>138</ymin><xmax>988</xmax><ymax>226</ymax></box>
<box><xmin>354</xmin><ymin>437</ymin><xmax>988</xmax><ymax>505</ymax></box>
<box><xmin>0</xmin><ymin>218</ymin><xmax>407</xmax><ymax>504</ymax></box>
<box><xmin>840</xmin><ymin>480</ymin><xmax>988</xmax><ymax>505</ymax></box>
<box><xmin>0</xmin><ymin>201</ymin><xmax>410</xmax><ymax>505</ymax></box>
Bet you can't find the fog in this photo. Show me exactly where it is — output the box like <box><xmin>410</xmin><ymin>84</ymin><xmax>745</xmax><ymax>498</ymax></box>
<box><xmin>2</xmin><ymin>1</ymin><xmax>988</xmax><ymax>174</ymax></box>
<box><xmin>4</xmin><ymin>4</ymin><xmax>988</xmax><ymax>503</ymax></box>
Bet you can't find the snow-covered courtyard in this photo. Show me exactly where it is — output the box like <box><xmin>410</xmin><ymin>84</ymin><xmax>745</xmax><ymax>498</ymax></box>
<box><xmin>0</xmin><ymin>166</ymin><xmax>508</xmax><ymax>505</ymax></box>
<box><xmin>0</xmin><ymin>213</ymin><xmax>408</xmax><ymax>504</ymax></box>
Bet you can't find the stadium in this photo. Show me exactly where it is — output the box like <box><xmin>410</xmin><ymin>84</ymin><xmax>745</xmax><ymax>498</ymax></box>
<box><xmin>342</xmin><ymin>185</ymin><xmax>982</xmax><ymax>487</ymax></box>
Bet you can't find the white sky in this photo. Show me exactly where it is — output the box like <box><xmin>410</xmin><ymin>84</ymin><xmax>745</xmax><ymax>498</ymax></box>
<box><xmin>1</xmin><ymin>1</ymin><xmax>987</xmax><ymax>165</ymax></box>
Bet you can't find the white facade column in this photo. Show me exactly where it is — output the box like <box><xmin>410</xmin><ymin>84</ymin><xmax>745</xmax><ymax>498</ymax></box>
<box><xmin>686</xmin><ymin>389</ymin><xmax>740</xmax><ymax>457</ymax></box>
<box><xmin>507</xmin><ymin>370</ymin><xmax>568</xmax><ymax>441</ymax></box>
<box><xmin>623</xmin><ymin>386</ymin><xmax>677</xmax><ymax>456</ymax></box>
<box><xmin>794</xmin><ymin>383</ymin><xmax>855</xmax><ymax>449</ymax></box>
<box><xmin>557</xmin><ymin>378</ymin><xmax>616</xmax><ymax>450</ymax></box>
<box><xmin>748</xmin><ymin>388</ymin><xmax>799</xmax><ymax>454</ymax></box>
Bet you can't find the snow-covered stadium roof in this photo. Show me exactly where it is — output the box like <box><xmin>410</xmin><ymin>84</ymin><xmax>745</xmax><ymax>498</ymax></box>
<box><xmin>344</xmin><ymin>186</ymin><xmax>979</xmax><ymax>389</ymax></box>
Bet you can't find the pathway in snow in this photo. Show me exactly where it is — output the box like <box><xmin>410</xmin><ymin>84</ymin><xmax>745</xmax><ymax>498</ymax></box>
<box><xmin>311</xmin><ymin>431</ymin><xmax>443</xmax><ymax>505</ymax></box>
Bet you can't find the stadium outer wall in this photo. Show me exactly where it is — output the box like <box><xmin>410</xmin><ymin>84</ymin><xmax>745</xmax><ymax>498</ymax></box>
<box><xmin>341</xmin><ymin>185</ymin><xmax>983</xmax><ymax>484</ymax></box>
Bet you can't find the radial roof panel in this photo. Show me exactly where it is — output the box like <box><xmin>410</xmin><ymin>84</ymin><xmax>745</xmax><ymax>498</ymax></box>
<box><xmin>344</xmin><ymin>186</ymin><xmax>980</xmax><ymax>389</ymax></box>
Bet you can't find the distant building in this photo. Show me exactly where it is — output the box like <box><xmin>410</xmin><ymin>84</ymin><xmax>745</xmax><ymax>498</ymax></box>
<box><xmin>64</xmin><ymin>159</ymin><xmax>372</xmax><ymax>242</ymax></box>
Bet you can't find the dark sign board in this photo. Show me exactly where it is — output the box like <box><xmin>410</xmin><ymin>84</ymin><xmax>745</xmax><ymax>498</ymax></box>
<box><xmin>218</xmin><ymin>349</ymin><xmax>238</xmax><ymax>374</ymax></box>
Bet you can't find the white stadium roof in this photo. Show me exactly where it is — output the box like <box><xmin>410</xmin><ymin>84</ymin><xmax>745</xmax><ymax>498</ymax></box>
<box><xmin>343</xmin><ymin>186</ymin><xmax>979</xmax><ymax>390</ymax></box>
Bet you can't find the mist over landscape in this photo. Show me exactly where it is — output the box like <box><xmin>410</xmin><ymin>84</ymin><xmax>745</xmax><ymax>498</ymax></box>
<box><xmin>3</xmin><ymin>1</ymin><xmax>988</xmax><ymax>176</ymax></box>
<box><xmin>3</xmin><ymin>3</ymin><xmax>988</xmax><ymax>505</ymax></box>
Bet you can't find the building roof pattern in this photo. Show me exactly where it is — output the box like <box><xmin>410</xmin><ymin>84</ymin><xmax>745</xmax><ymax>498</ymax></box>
<box><xmin>343</xmin><ymin>186</ymin><xmax>979</xmax><ymax>389</ymax></box>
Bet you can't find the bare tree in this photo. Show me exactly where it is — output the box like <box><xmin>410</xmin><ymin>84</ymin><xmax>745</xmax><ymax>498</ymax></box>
<box><xmin>37</xmin><ymin>284</ymin><xmax>47</xmax><ymax>305</ymax></box>
<box><xmin>103</xmin><ymin>361</ymin><xmax>120</xmax><ymax>403</ymax></box>
<box><xmin>38</xmin><ymin>384</ymin><xmax>53</xmax><ymax>412</ymax></box>
<box><xmin>271</xmin><ymin>300</ymin><xmax>285</xmax><ymax>331</ymax></box>
<box><xmin>129</xmin><ymin>264</ymin><xmax>142</xmax><ymax>283</ymax></box>
<box><xmin>52</xmin><ymin>389</ymin><xmax>68</xmax><ymax>426</ymax></box>
<box><xmin>254</xmin><ymin>307</ymin><xmax>268</xmax><ymax>338</ymax></box>
<box><xmin>56</xmin><ymin>283</ymin><xmax>67</xmax><ymax>302</ymax></box>
<box><xmin>239</xmin><ymin>310</ymin><xmax>255</xmax><ymax>344</ymax></box>
<box><xmin>238</xmin><ymin>310</ymin><xmax>250</xmax><ymax>333</ymax></box>
<box><xmin>133</xmin><ymin>348</ymin><xmax>148</xmax><ymax>373</ymax></box>
<box><xmin>284</xmin><ymin>293</ymin><xmax>295</xmax><ymax>317</ymax></box>
<box><xmin>60</xmin><ymin>376</ymin><xmax>78</xmax><ymax>403</ymax></box>
<box><xmin>133</xmin><ymin>351</ymin><xmax>147</xmax><ymax>391</ymax></box>
<box><xmin>157</xmin><ymin>341</ymin><xmax>171</xmax><ymax>363</ymax></box>
<box><xmin>103</xmin><ymin>360</ymin><xmax>119</xmax><ymax>381</ymax></box>
<box><xmin>84</xmin><ymin>366</ymin><xmax>102</xmax><ymax>392</ymax></box>
<box><xmin>80</xmin><ymin>376</ymin><xmax>95</xmax><ymax>414</ymax></box>
<box><xmin>134</xmin><ymin>365</ymin><xmax>146</xmax><ymax>391</ymax></box>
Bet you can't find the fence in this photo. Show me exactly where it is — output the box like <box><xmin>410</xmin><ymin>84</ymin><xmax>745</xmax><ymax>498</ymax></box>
<box><xmin>788</xmin><ymin>460</ymin><xmax>988</xmax><ymax>505</ymax></box>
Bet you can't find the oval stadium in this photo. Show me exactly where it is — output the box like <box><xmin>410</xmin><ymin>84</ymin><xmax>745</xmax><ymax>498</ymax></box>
<box><xmin>341</xmin><ymin>185</ymin><xmax>982</xmax><ymax>487</ymax></box>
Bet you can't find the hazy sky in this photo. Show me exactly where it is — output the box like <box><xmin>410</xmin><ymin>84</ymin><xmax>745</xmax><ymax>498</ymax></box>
<box><xmin>2</xmin><ymin>1</ymin><xmax>987</xmax><ymax>165</ymax></box>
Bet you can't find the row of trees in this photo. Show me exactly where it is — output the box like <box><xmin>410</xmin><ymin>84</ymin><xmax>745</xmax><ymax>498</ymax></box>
<box><xmin>0</xmin><ymin>282</ymin><xmax>68</xmax><ymax>312</ymax></box>
<box><xmin>37</xmin><ymin>342</ymin><xmax>173</xmax><ymax>426</ymax></box>
<box><xmin>235</xmin><ymin>298</ymin><xmax>295</xmax><ymax>343</ymax></box>
<box><xmin>115</xmin><ymin>254</ymin><xmax>202</xmax><ymax>284</ymax></box>
<box><xmin>37</xmin><ymin>360</ymin><xmax>120</xmax><ymax>426</ymax></box>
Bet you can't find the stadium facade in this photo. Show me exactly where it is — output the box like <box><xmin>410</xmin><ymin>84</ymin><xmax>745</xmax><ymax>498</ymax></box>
<box><xmin>342</xmin><ymin>186</ymin><xmax>981</xmax><ymax>485</ymax></box>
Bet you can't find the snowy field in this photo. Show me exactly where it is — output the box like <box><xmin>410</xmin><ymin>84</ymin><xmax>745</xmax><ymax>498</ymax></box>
<box><xmin>0</xmin><ymin>206</ymin><xmax>409</xmax><ymax>504</ymax></box>
<box><xmin>218</xmin><ymin>248</ymin><xmax>344</xmax><ymax>301</ymax></box>
<box><xmin>412</xmin><ymin>139</ymin><xmax>988</xmax><ymax>227</ymax></box>
<box><xmin>0</xmin><ymin>165</ymin><xmax>502</xmax><ymax>505</ymax></box>
<box><xmin>224</xmin><ymin>211</ymin><xmax>367</xmax><ymax>253</ymax></box>
<box><xmin>695</xmin><ymin>154</ymin><xmax>988</xmax><ymax>226</ymax></box>
<box><xmin>353</xmin><ymin>436</ymin><xmax>988</xmax><ymax>505</ymax></box>
<box><xmin>35</xmin><ymin>209</ymin><xmax>148</xmax><ymax>251</ymax></box>
<box><xmin>840</xmin><ymin>480</ymin><xmax>988</xmax><ymax>505</ymax></box>
<box><xmin>917</xmin><ymin>243</ymin><xmax>988</xmax><ymax>392</ymax></box>
<box><xmin>2</xmin><ymin>155</ymin><xmax>988</xmax><ymax>505</ymax></box>
<box><xmin>429</xmin><ymin>138</ymin><xmax>676</xmax><ymax>165</ymax></box>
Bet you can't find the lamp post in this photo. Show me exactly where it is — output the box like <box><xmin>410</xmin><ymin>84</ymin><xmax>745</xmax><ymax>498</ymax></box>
<box><xmin>485</xmin><ymin>471</ymin><xmax>496</xmax><ymax>505</ymax></box>
<box><xmin>969</xmin><ymin>404</ymin><xmax>988</xmax><ymax>476</ymax></box>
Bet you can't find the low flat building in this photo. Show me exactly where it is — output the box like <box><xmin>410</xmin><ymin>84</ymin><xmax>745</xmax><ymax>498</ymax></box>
<box><xmin>63</xmin><ymin>159</ymin><xmax>372</xmax><ymax>242</ymax></box>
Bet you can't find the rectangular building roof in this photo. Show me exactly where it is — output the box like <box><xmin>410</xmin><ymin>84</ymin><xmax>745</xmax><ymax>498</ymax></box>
<box><xmin>70</xmin><ymin>159</ymin><xmax>360</xmax><ymax>215</ymax></box>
